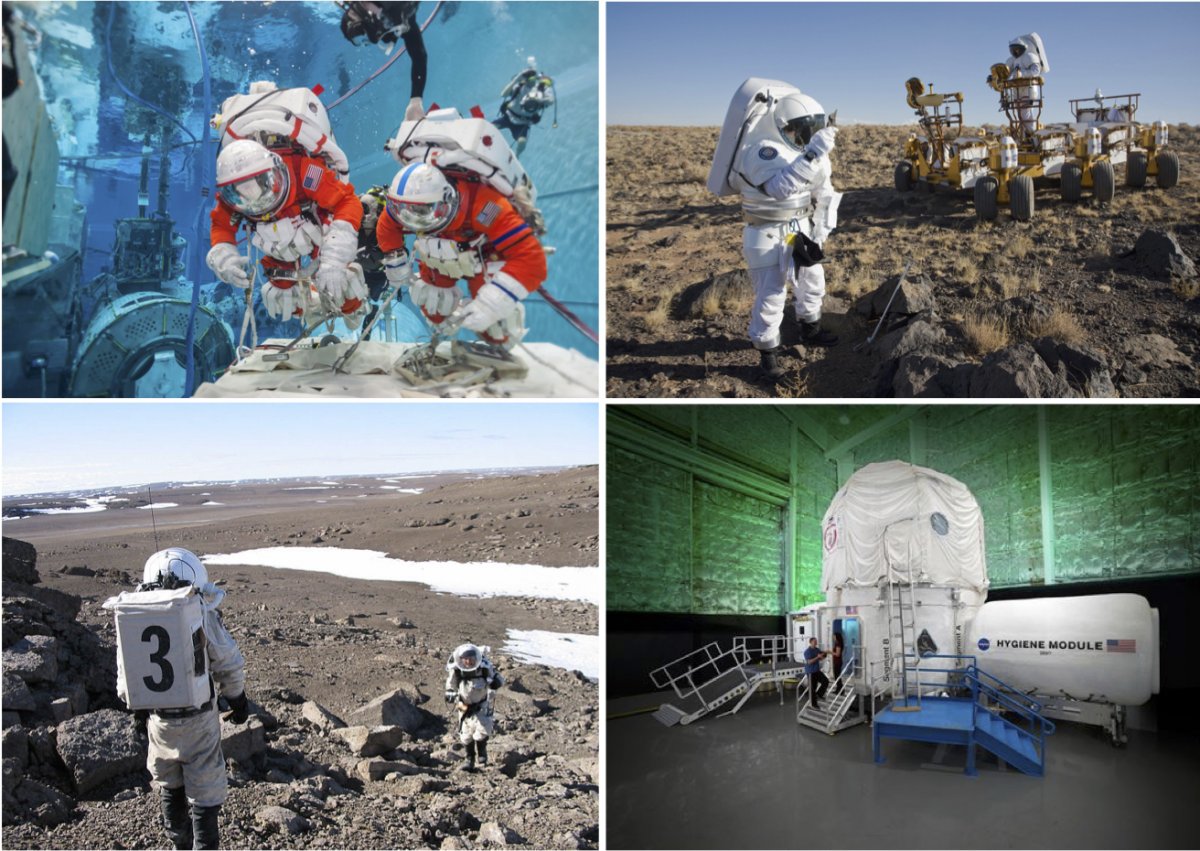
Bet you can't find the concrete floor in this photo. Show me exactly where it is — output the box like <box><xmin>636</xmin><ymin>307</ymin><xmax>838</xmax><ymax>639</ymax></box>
<box><xmin>606</xmin><ymin>690</ymin><xmax>1200</xmax><ymax>849</ymax></box>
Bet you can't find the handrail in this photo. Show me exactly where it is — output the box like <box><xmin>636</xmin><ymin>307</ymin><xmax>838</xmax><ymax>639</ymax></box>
<box><xmin>966</xmin><ymin>664</ymin><xmax>1056</xmax><ymax>735</ymax></box>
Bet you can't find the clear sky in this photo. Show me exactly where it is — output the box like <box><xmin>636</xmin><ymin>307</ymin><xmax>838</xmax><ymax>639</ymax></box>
<box><xmin>607</xmin><ymin>2</ymin><xmax>1200</xmax><ymax>126</ymax></box>
<box><xmin>2</xmin><ymin>403</ymin><xmax>599</xmax><ymax>496</ymax></box>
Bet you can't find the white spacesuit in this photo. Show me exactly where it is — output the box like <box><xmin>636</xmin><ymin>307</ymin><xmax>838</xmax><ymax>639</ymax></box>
<box><xmin>106</xmin><ymin>549</ymin><xmax>248</xmax><ymax>851</ymax></box>
<box><xmin>444</xmin><ymin>643</ymin><xmax>504</xmax><ymax>770</ymax></box>
<box><xmin>1003</xmin><ymin>33</ymin><xmax>1049</xmax><ymax>135</ymax></box>
<box><xmin>723</xmin><ymin>87</ymin><xmax>843</xmax><ymax>380</ymax></box>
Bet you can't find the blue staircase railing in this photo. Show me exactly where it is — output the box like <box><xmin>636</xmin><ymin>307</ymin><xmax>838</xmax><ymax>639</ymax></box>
<box><xmin>964</xmin><ymin>663</ymin><xmax>1056</xmax><ymax>772</ymax></box>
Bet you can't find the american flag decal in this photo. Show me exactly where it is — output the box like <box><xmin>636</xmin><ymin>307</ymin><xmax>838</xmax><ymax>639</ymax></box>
<box><xmin>476</xmin><ymin>201</ymin><xmax>501</xmax><ymax>227</ymax></box>
<box><xmin>1106</xmin><ymin>639</ymin><xmax>1136</xmax><ymax>653</ymax></box>
<box><xmin>302</xmin><ymin>164</ymin><xmax>323</xmax><ymax>191</ymax></box>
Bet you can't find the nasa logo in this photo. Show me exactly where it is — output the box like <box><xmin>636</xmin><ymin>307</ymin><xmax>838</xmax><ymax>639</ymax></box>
<box><xmin>978</xmin><ymin>638</ymin><xmax>990</xmax><ymax>651</ymax></box>
<box><xmin>759</xmin><ymin>146</ymin><xmax>778</xmax><ymax>161</ymax></box>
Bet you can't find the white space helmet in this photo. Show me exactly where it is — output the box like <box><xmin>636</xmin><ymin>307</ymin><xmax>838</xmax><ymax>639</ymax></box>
<box><xmin>774</xmin><ymin>92</ymin><xmax>826</xmax><ymax>150</ymax></box>
<box><xmin>215</xmin><ymin>139</ymin><xmax>290</xmax><ymax>218</ymax></box>
<box><xmin>386</xmin><ymin>162</ymin><xmax>459</xmax><ymax>234</ymax></box>
<box><xmin>143</xmin><ymin>547</ymin><xmax>208</xmax><ymax>589</ymax></box>
<box><xmin>451</xmin><ymin>643</ymin><xmax>481</xmax><ymax>673</ymax></box>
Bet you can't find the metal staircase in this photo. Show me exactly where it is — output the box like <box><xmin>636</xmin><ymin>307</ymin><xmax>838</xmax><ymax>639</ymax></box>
<box><xmin>796</xmin><ymin>646</ymin><xmax>867</xmax><ymax>734</ymax></box>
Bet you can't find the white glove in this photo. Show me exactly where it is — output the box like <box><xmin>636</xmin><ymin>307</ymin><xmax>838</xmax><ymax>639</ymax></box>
<box><xmin>806</xmin><ymin>126</ymin><xmax>838</xmax><ymax>160</ymax></box>
<box><xmin>812</xmin><ymin>226</ymin><xmax>830</xmax><ymax>246</ymax></box>
<box><xmin>457</xmin><ymin>279</ymin><xmax>526</xmax><ymax>333</ymax></box>
<box><xmin>315</xmin><ymin>220</ymin><xmax>359</xmax><ymax>303</ymax></box>
<box><xmin>479</xmin><ymin>302</ymin><xmax>527</xmax><ymax>350</ymax></box>
<box><xmin>262</xmin><ymin>281</ymin><xmax>303</xmax><ymax>320</ymax></box>
<box><xmin>405</xmin><ymin>96</ymin><xmax>425</xmax><ymax>121</ymax></box>
<box><xmin>410</xmin><ymin>280</ymin><xmax>460</xmax><ymax>322</ymax></box>
<box><xmin>383</xmin><ymin>250</ymin><xmax>413</xmax><ymax>288</ymax></box>
<box><xmin>206</xmin><ymin>242</ymin><xmax>249</xmax><ymax>288</ymax></box>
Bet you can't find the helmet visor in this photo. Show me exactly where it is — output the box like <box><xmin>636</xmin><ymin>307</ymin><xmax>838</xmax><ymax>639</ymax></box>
<box><xmin>1010</xmin><ymin>44</ymin><xmax>1026</xmax><ymax>58</ymax></box>
<box><xmin>783</xmin><ymin>113</ymin><xmax>826</xmax><ymax>147</ymax></box>
<box><xmin>218</xmin><ymin>167</ymin><xmax>288</xmax><ymax>217</ymax></box>
<box><xmin>458</xmin><ymin>649</ymin><xmax>480</xmax><ymax>670</ymax></box>
<box><xmin>387</xmin><ymin>195</ymin><xmax>456</xmax><ymax>233</ymax></box>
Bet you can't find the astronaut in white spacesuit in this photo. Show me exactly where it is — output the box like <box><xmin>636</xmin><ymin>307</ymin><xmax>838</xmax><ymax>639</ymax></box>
<box><xmin>729</xmin><ymin>90</ymin><xmax>843</xmax><ymax>381</ymax></box>
<box><xmin>128</xmin><ymin>549</ymin><xmax>248</xmax><ymax>851</ymax></box>
<box><xmin>445</xmin><ymin>643</ymin><xmax>504</xmax><ymax>771</ymax></box>
<box><xmin>997</xmin><ymin>33</ymin><xmax>1049</xmax><ymax>135</ymax></box>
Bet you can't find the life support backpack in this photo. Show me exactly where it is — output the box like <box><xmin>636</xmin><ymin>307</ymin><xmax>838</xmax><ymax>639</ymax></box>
<box><xmin>102</xmin><ymin>586</ymin><xmax>211</xmax><ymax>711</ymax></box>
<box><xmin>386</xmin><ymin>107</ymin><xmax>546</xmax><ymax>235</ymax></box>
<box><xmin>211</xmin><ymin>81</ymin><xmax>351</xmax><ymax>184</ymax></box>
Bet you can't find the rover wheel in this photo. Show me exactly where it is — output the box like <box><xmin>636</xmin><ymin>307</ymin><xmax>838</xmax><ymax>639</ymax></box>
<box><xmin>1092</xmin><ymin>160</ymin><xmax>1116</xmax><ymax>203</ymax></box>
<box><xmin>973</xmin><ymin>176</ymin><xmax>999</xmax><ymax>221</ymax></box>
<box><xmin>1061</xmin><ymin>163</ymin><xmax>1083</xmax><ymax>202</ymax></box>
<box><xmin>1156</xmin><ymin>150</ymin><xmax>1180</xmax><ymax>189</ymax></box>
<box><xmin>894</xmin><ymin>161</ymin><xmax>916</xmax><ymax>192</ymax></box>
<box><xmin>1126</xmin><ymin>151</ymin><xmax>1147</xmax><ymax>188</ymax></box>
<box><xmin>1009</xmin><ymin>174</ymin><xmax>1035</xmax><ymax>222</ymax></box>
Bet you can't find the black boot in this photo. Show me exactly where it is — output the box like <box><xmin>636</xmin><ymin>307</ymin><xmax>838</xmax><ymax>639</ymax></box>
<box><xmin>191</xmin><ymin>804</ymin><xmax>221</xmax><ymax>851</ymax></box>
<box><xmin>476</xmin><ymin>738</ymin><xmax>489</xmax><ymax>768</ymax></box>
<box><xmin>800</xmin><ymin>319</ymin><xmax>838</xmax><ymax>347</ymax></box>
<box><xmin>759</xmin><ymin>347</ymin><xmax>787</xmax><ymax>382</ymax></box>
<box><xmin>461</xmin><ymin>739</ymin><xmax>476</xmax><ymax>771</ymax></box>
<box><xmin>159</xmin><ymin>786</ymin><xmax>192</xmax><ymax>850</ymax></box>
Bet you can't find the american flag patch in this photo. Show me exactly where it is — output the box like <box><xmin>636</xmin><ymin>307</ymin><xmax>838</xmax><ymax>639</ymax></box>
<box><xmin>1106</xmin><ymin>639</ymin><xmax>1136</xmax><ymax>653</ymax></box>
<box><xmin>302</xmin><ymin>163</ymin><xmax>323</xmax><ymax>191</ymax></box>
<box><xmin>475</xmin><ymin>201</ymin><xmax>501</xmax><ymax>227</ymax></box>
<box><xmin>846</xmin><ymin>606</ymin><xmax>857</xmax><ymax>615</ymax></box>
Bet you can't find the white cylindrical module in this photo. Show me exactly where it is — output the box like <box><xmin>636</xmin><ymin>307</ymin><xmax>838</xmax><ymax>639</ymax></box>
<box><xmin>967</xmin><ymin>593</ymin><xmax>1159</xmax><ymax>706</ymax></box>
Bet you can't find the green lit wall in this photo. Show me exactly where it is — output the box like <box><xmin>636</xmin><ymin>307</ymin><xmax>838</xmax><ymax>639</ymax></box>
<box><xmin>608</xmin><ymin>405</ymin><xmax>1200</xmax><ymax>616</ymax></box>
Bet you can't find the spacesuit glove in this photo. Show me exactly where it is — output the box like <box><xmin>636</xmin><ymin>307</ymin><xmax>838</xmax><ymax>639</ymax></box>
<box><xmin>405</xmin><ymin>96</ymin><xmax>425</xmax><ymax>121</ymax></box>
<box><xmin>383</xmin><ymin>250</ymin><xmax>413</xmax><ymax>288</ymax></box>
<box><xmin>812</xmin><ymin>226</ymin><xmax>830</xmax><ymax>246</ymax></box>
<box><xmin>456</xmin><ymin>280</ymin><xmax>526</xmax><ymax>333</ymax></box>
<box><xmin>805</xmin><ymin>126</ymin><xmax>839</xmax><ymax>160</ymax></box>
<box><xmin>224</xmin><ymin>691</ymin><xmax>250</xmax><ymax>725</ymax></box>
<box><xmin>445</xmin><ymin>690</ymin><xmax>458</xmax><ymax>704</ymax></box>
<box><xmin>262</xmin><ymin>280</ymin><xmax>303</xmax><ymax>320</ymax></box>
<box><xmin>410</xmin><ymin>280</ymin><xmax>460</xmax><ymax>323</ymax></box>
<box><xmin>315</xmin><ymin>220</ymin><xmax>360</xmax><ymax>302</ymax></box>
<box><xmin>206</xmin><ymin>242</ymin><xmax>250</xmax><ymax>288</ymax></box>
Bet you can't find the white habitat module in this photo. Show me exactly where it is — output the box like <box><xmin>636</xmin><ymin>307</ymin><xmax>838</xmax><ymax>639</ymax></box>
<box><xmin>103</xmin><ymin>586</ymin><xmax>210</xmax><ymax>711</ymax></box>
<box><xmin>707</xmin><ymin>77</ymin><xmax>801</xmax><ymax>196</ymax></box>
<box><xmin>211</xmin><ymin>82</ymin><xmax>350</xmax><ymax>182</ymax></box>
<box><xmin>968</xmin><ymin>594</ymin><xmax>1159</xmax><ymax>706</ymax></box>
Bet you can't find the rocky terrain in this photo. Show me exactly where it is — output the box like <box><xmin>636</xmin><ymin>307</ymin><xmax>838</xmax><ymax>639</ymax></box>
<box><xmin>607</xmin><ymin>123</ymin><xmax>1200</xmax><ymax>397</ymax></box>
<box><xmin>2</xmin><ymin>468</ymin><xmax>599</xmax><ymax>849</ymax></box>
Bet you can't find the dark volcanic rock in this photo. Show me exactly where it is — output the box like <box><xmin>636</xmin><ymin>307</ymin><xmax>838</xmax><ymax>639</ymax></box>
<box><xmin>856</xmin><ymin>273</ymin><xmax>935</xmax><ymax>318</ymax></box>
<box><xmin>346</xmin><ymin>687</ymin><xmax>425</xmax><ymax>733</ymax></box>
<box><xmin>2</xmin><ymin>537</ymin><xmax>39</xmax><ymax>585</ymax></box>
<box><xmin>3</xmin><ymin>636</ymin><xmax>59</xmax><ymax>685</ymax></box>
<box><xmin>55</xmin><ymin>709</ymin><xmax>145</xmax><ymax>795</ymax></box>
<box><xmin>1033</xmin><ymin>338</ymin><xmax>1118</xmax><ymax>398</ymax></box>
<box><xmin>969</xmin><ymin>344</ymin><xmax>1071</xmax><ymax>398</ymax></box>
<box><xmin>1132</xmin><ymin>229</ymin><xmax>1197</xmax><ymax>280</ymax></box>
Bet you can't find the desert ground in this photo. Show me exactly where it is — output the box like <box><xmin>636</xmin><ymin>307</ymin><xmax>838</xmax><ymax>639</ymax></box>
<box><xmin>2</xmin><ymin>467</ymin><xmax>599</xmax><ymax>849</ymax></box>
<box><xmin>606</xmin><ymin>123</ymin><xmax>1200</xmax><ymax>398</ymax></box>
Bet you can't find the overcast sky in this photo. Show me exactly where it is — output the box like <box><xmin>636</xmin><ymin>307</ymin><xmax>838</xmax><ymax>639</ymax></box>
<box><xmin>607</xmin><ymin>2</ymin><xmax>1200</xmax><ymax>125</ymax></box>
<box><xmin>2</xmin><ymin>403</ymin><xmax>599</xmax><ymax>496</ymax></box>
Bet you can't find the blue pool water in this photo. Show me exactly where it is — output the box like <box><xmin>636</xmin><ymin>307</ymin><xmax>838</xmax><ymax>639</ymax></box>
<box><xmin>18</xmin><ymin>0</ymin><xmax>598</xmax><ymax>382</ymax></box>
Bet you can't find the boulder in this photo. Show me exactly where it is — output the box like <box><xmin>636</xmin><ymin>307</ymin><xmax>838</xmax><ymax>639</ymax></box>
<box><xmin>56</xmin><ymin>709</ymin><xmax>144</xmax><ymax>795</ymax></box>
<box><xmin>301</xmin><ymin>700</ymin><xmax>346</xmax><ymax>732</ymax></box>
<box><xmin>969</xmin><ymin>344</ymin><xmax>1070</xmax><ymax>398</ymax></box>
<box><xmin>255</xmin><ymin>805</ymin><xmax>310</xmax><ymax>835</ymax></box>
<box><xmin>13</xmin><ymin>777</ymin><xmax>75</xmax><ymax>827</ymax></box>
<box><xmin>479</xmin><ymin>821</ymin><xmax>522</xmax><ymax>845</ymax></box>
<box><xmin>2</xmin><ymin>537</ymin><xmax>39</xmax><ymax>585</ymax></box>
<box><xmin>332</xmin><ymin>724</ymin><xmax>406</xmax><ymax>757</ymax></box>
<box><xmin>392</xmin><ymin>774</ymin><xmax>450</xmax><ymax>796</ymax></box>
<box><xmin>354</xmin><ymin>757</ymin><xmax>420</xmax><ymax>783</ymax></box>
<box><xmin>1120</xmin><ymin>334</ymin><xmax>1191</xmax><ymax>371</ymax></box>
<box><xmin>346</xmin><ymin>688</ymin><xmax>425</xmax><ymax>732</ymax></box>
<box><xmin>2</xmin><ymin>725</ymin><xmax>29</xmax><ymax>770</ymax></box>
<box><xmin>876</xmin><ymin>319</ymin><xmax>947</xmax><ymax>362</ymax></box>
<box><xmin>1033</xmin><ymin>338</ymin><xmax>1118</xmax><ymax>398</ymax></box>
<box><xmin>856</xmin><ymin>273</ymin><xmax>935</xmax><ymax>318</ymax></box>
<box><xmin>889</xmin><ymin>354</ymin><xmax>964</xmax><ymax>398</ymax></box>
<box><xmin>4</xmin><ymin>635</ymin><xmax>59</xmax><ymax>684</ymax></box>
<box><xmin>1132</xmin><ymin>230</ymin><xmax>1196</xmax><ymax>280</ymax></box>
<box><xmin>3</xmin><ymin>672</ymin><xmax>36</xmax><ymax>712</ymax></box>
<box><xmin>220</xmin><ymin>715</ymin><xmax>266</xmax><ymax>763</ymax></box>
<box><xmin>50</xmin><ymin>698</ymin><xmax>73</xmax><ymax>724</ymax></box>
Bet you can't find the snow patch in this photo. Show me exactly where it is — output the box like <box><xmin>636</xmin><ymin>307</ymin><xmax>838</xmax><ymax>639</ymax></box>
<box><xmin>24</xmin><ymin>498</ymin><xmax>108</xmax><ymax>515</ymax></box>
<box><xmin>284</xmin><ymin>486</ymin><xmax>333</xmax><ymax>491</ymax></box>
<box><xmin>503</xmin><ymin>630</ymin><xmax>599</xmax><ymax>680</ymax></box>
<box><xmin>201</xmin><ymin>501</ymin><xmax>224</xmax><ymax>506</ymax></box>
<box><xmin>380</xmin><ymin>487</ymin><xmax>424</xmax><ymax>494</ymax></box>
<box><xmin>139</xmin><ymin>502</ymin><xmax>178</xmax><ymax>509</ymax></box>
<box><xmin>203</xmin><ymin>548</ymin><xmax>599</xmax><ymax>604</ymax></box>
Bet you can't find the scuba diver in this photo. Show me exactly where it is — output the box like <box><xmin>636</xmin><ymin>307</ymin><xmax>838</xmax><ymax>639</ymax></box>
<box><xmin>493</xmin><ymin>56</ymin><xmax>557</xmax><ymax>156</ymax></box>
<box><xmin>338</xmin><ymin>1</ymin><xmax>428</xmax><ymax>121</ymax></box>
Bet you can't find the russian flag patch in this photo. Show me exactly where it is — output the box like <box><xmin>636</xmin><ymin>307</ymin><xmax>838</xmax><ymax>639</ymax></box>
<box><xmin>302</xmin><ymin>163</ymin><xmax>323</xmax><ymax>191</ymax></box>
<box><xmin>475</xmin><ymin>201</ymin><xmax>501</xmax><ymax>227</ymax></box>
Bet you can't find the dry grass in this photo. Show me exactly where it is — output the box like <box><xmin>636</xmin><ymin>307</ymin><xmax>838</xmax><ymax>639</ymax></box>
<box><xmin>643</xmin><ymin>297</ymin><xmax>672</xmax><ymax>331</ymax></box>
<box><xmin>1008</xmin><ymin>233</ymin><xmax>1034</xmax><ymax>260</ymax></box>
<box><xmin>963</xmin><ymin>313</ymin><xmax>1010</xmax><ymax>356</ymax></box>
<box><xmin>953</xmin><ymin>256</ymin><xmax>980</xmax><ymax>287</ymax></box>
<box><xmin>997</xmin><ymin>271</ymin><xmax>1023</xmax><ymax>299</ymax></box>
<box><xmin>775</xmin><ymin>371</ymin><xmax>810</xmax><ymax>397</ymax></box>
<box><xmin>1028</xmin><ymin>308</ymin><xmax>1086</xmax><ymax>344</ymax></box>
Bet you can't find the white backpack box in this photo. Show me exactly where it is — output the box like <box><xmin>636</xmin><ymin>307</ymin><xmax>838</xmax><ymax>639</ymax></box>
<box><xmin>103</xmin><ymin>586</ymin><xmax>211</xmax><ymax>711</ymax></box>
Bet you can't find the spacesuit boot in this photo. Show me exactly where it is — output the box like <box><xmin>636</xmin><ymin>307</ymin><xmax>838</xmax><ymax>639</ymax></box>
<box><xmin>192</xmin><ymin>804</ymin><xmax>221</xmax><ymax>851</ymax></box>
<box><xmin>800</xmin><ymin>320</ymin><xmax>838</xmax><ymax>347</ymax></box>
<box><xmin>759</xmin><ymin>348</ymin><xmax>788</xmax><ymax>382</ymax></box>
<box><xmin>159</xmin><ymin>786</ymin><xmax>193</xmax><ymax>850</ymax></box>
<box><xmin>461</xmin><ymin>738</ymin><xmax>477</xmax><ymax>771</ymax></box>
<box><xmin>476</xmin><ymin>738</ymin><xmax>489</xmax><ymax>768</ymax></box>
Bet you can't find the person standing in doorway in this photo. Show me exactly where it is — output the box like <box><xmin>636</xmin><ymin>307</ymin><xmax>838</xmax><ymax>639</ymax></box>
<box><xmin>804</xmin><ymin>637</ymin><xmax>829</xmax><ymax>709</ymax></box>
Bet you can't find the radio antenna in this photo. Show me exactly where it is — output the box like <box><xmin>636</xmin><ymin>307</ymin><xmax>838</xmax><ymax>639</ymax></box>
<box><xmin>147</xmin><ymin>486</ymin><xmax>160</xmax><ymax>551</ymax></box>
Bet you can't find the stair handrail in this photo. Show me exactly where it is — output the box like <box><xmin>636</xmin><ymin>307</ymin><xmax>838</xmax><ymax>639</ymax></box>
<box><xmin>650</xmin><ymin>641</ymin><xmax>744</xmax><ymax>702</ymax></box>
<box><xmin>965</xmin><ymin>664</ymin><xmax>1057</xmax><ymax>735</ymax></box>
<box><xmin>733</xmin><ymin>634</ymin><xmax>799</xmax><ymax>673</ymax></box>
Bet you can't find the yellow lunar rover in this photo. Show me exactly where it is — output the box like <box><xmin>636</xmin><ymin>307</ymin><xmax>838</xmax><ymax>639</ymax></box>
<box><xmin>895</xmin><ymin>65</ymin><xmax>1178</xmax><ymax>222</ymax></box>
